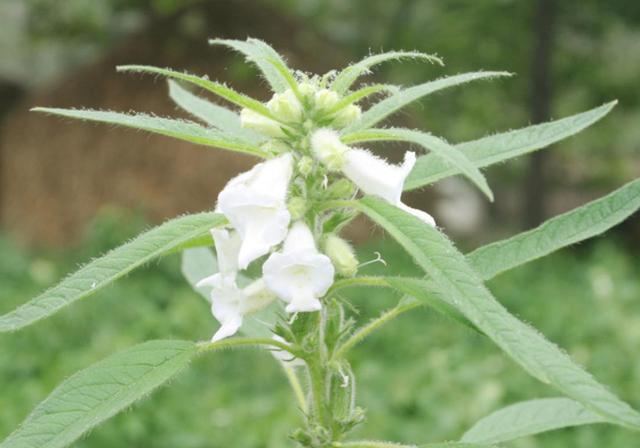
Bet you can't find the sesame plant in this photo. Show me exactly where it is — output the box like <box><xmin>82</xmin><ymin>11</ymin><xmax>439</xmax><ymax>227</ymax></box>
<box><xmin>2</xmin><ymin>38</ymin><xmax>640</xmax><ymax>448</ymax></box>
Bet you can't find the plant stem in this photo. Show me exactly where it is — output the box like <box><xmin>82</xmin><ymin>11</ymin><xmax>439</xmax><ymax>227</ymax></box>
<box><xmin>307</xmin><ymin>356</ymin><xmax>330</xmax><ymax>427</ymax></box>
<box><xmin>317</xmin><ymin>199</ymin><xmax>357</xmax><ymax>212</ymax></box>
<box><xmin>328</xmin><ymin>276</ymin><xmax>390</xmax><ymax>294</ymax></box>
<box><xmin>281</xmin><ymin>363</ymin><xmax>308</xmax><ymax>413</ymax></box>
<box><xmin>333</xmin><ymin>441</ymin><xmax>416</xmax><ymax>448</ymax></box>
<box><xmin>196</xmin><ymin>337</ymin><xmax>299</xmax><ymax>355</ymax></box>
<box><xmin>334</xmin><ymin>300</ymin><xmax>420</xmax><ymax>359</ymax></box>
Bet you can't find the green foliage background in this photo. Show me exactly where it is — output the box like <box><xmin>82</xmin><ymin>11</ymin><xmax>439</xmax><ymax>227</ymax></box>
<box><xmin>1</xmin><ymin>211</ymin><xmax>638</xmax><ymax>447</ymax></box>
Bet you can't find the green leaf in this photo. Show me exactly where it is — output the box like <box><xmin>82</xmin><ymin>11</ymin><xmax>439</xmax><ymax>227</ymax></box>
<box><xmin>343</xmin><ymin>71</ymin><xmax>511</xmax><ymax>133</ymax></box>
<box><xmin>0</xmin><ymin>340</ymin><xmax>197</xmax><ymax>448</ymax></box>
<box><xmin>461</xmin><ymin>398</ymin><xmax>604</xmax><ymax>444</ymax></box>
<box><xmin>31</xmin><ymin>108</ymin><xmax>267</xmax><ymax>157</ymax></box>
<box><xmin>181</xmin><ymin>248</ymin><xmax>280</xmax><ymax>339</ymax></box>
<box><xmin>342</xmin><ymin>127</ymin><xmax>493</xmax><ymax>201</ymax></box>
<box><xmin>331</xmin><ymin>51</ymin><xmax>443</xmax><ymax>95</ymax></box>
<box><xmin>421</xmin><ymin>444</ymin><xmax>498</xmax><ymax>448</ymax></box>
<box><xmin>468</xmin><ymin>178</ymin><xmax>640</xmax><ymax>279</ymax></box>
<box><xmin>405</xmin><ymin>101</ymin><xmax>616</xmax><ymax>190</ymax></box>
<box><xmin>0</xmin><ymin>213</ymin><xmax>225</xmax><ymax>332</ymax></box>
<box><xmin>209</xmin><ymin>38</ymin><xmax>290</xmax><ymax>93</ymax></box>
<box><xmin>167</xmin><ymin>80</ymin><xmax>264</xmax><ymax>144</ymax></box>
<box><xmin>356</xmin><ymin>196</ymin><xmax>640</xmax><ymax>430</ymax></box>
<box><xmin>116</xmin><ymin>65</ymin><xmax>274</xmax><ymax>118</ymax></box>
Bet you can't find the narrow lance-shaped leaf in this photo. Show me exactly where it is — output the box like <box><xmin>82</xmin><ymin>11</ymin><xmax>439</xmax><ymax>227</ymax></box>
<box><xmin>356</xmin><ymin>196</ymin><xmax>640</xmax><ymax>430</ymax></box>
<box><xmin>31</xmin><ymin>108</ymin><xmax>267</xmax><ymax>157</ymax></box>
<box><xmin>0</xmin><ymin>213</ymin><xmax>226</xmax><ymax>332</ymax></box>
<box><xmin>117</xmin><ymin>65</ymin><xmax>275</xmax><ymax>119</ymax></box>
<box><xmin>209</xmin><ymin>38</ymin><xmax>290</xmax><ymax>93</ymax></box>
<box><xmin>167</xmin><ymin>80</ymin><xmax>264</xmax><ymax>144</ymax></box>
<box><xmin>0</xmin><ymin>340</ymin><xmax>198</xmax><ymax>448</ymax></box>
<box><xmin>343</xmin><ymin>71</ymin><xmax>512</xmax><ymax>133</ymax></box>
<box><xmin>467</xmin><ymin>177</ymin><xmax>640</xmax><ymax>279</ymax></box>
<box><xmin>331</xmin><ymin>50</ymin><xmax>443</xmax><ymax>95</ymax></box>
<box><xmin>461</xmin><ymin>398</ymin><xmax>604</xmax><ymax>445</ymax></box>
<box><xmin>342</xmin><ymin>127</ymin><xmax>493</xmax><ymax>201</ymax></box>
<box><xmin>405</xmin><ymin>101</ymin><xmax>617</xmax><ymax>190</ymax></box>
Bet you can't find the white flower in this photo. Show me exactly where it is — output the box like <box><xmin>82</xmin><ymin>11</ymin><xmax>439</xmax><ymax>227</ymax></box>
<box><xmin>310</xmin><ymin>129</ymin><xmax>435</xmax><ymax>226</ymax></box>
<box><xmin>343</xmin><ymin>148</ymin><xmax>435</xmax><ymax>226</ymax></box>
<box><xmin>217</xmin><ymin>153</ymin><xmax>293</xmax><ymax>269</ymax></box>
<box><xmin>268</xmin><ymin>89</ymin><xmax>303</xmax><ymax>123</ymax></box>
<box><xmin>197</xmin><ymin>274</ymin><xmax>275</xmax><ymax>342</ymax></box>
<box><xmin>263</xmin><ymin>221</ymin><xmax>335</xmax><ymax>313</ymax></box>
<box><xmin>210</xmin><ymin>228</ymin><xmax>241</xmax><ymax>274</ymax></box>
<box><xmin>240</xmin><ymin>108</ymin><xmax>285</xmax><ymax>138</ymax></box>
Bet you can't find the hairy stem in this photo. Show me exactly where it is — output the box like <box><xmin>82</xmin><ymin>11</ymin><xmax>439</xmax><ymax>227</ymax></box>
<box><xmin>282</xmin><ymin>363</ymin><xmax>308</xmax><ymax>413</ymax></box>
<box><xmin>197</xmin><ymin>337</ymin><xmax>298</xmax><ymax>355</ymax></box>
<box><xmin>334</xmin><ymin>300</ymin><xmax>420</xmax><ymax>359</ymax></box>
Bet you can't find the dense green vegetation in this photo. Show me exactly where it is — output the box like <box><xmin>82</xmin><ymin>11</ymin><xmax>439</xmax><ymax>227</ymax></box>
<box><xmin>1</xmin><ymin>211</ymin><xmax>638</xmax><ymax>447</ymax></box>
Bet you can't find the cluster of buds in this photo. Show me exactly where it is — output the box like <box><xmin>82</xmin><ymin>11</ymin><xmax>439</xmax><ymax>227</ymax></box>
<box><xmin>199</xmin><ymin>76</ymin><xmax>434</xmax><ymax>342</ymax></box>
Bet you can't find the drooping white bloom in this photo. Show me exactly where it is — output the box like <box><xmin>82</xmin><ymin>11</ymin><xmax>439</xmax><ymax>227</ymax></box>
<box><xmin>197</xmin><ymin>274</ymin><xmax>275</xmax><ymax>342</ymax></box>
<box><xmin>268</xmin><ymin>89</ymin><xmax>303</xmax><ymax>123</ymax></box>
<box><xmin>217</xmin><ymin>153</ymin><xmax>294</xmax><ymax>269</ymax></box>
<box><xmin>343</xmin><ymin>148</ymin><xmax>435</xmax><ymax>226</ymax></box>
<box><xmin>240</xmin><ymin>108</ymin><xmax>285</xmax><ymax>138</ymax></box>
<box><xmin>310</xmin><ymin>129</ymin><xmax>435</xmax><ymax>226</ymax></box>
<box><xmin>263</xmin><ymin>221</ymin><xmax>335</xmax><ymax>313</ymax></box>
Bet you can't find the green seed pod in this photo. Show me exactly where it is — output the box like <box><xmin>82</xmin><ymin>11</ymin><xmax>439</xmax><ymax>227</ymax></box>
<box><xmin>328</xmin><ymin>361</ymin><xmax>356</xmax><ymax>423</ymax></box>
<box><xmin>323</xmin><ymin>234</ymin><xmax>358</xmax><ymax>278</ymax></box>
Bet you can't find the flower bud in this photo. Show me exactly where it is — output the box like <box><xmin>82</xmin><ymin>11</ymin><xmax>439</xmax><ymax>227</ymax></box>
<box><xmin>314</xmin><ymin>88</ymin><xmax>340</xmax><ymax>112</ymax></box>
<box><xmin>310</xmin><ymin>128</ymin><xmax>348</xmax><ymax>171</ymax></box>
<box><xmin>267</xmin><ymin>89</ymin><xmax>303</xmax><ymax>123</ymax></box>
<box><xmin>332</xmin><ymin>104</ymin><xmax>362</xmax><ymax>128</ymax></box>
<box><xmin>260</xmin><ymin>139</ymin><xmax>291</xmax><ymax>155</ymax></box>
<box><xmin>240</xmin><ymin>108</ymin><xmax>284</xmax><ymax>138</ymax></box>
<box><xmin>297</xmin><ymin>156</ymin><xmax>314</xmax><ymax>177</ymax></box>
<box><xmin>298</xmin><ymin>81</ymin><xmax>317</xmax><ymax>101</ymax></box>
<box><xmin>326</xmin><ymin>178</ymin><xmax>356</xmax><ymax>199</ymax></box>
<box><xmin>328</xmin><ymin>361</ymin><xmax>356</xmax><ymax>423</ymax></box>
<box><xmin>287</xmin><ymin>196</ymin><xmax>307</xmax><ymax>220</ymax></box>
<box><xmin>323</xmin><ymin>234</ymin><xmax>358</xmax><ymax>277</ymax></box>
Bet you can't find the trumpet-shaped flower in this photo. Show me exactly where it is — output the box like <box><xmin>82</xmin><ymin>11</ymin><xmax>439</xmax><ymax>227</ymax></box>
<box><xmin>310</xmin><ymin>129</ymin><xmax>435</xmax><ymax>226</ymax></box>
<box><xmin>197</xmin><ymin>274</ymin><xmax>275</xmax><ymax>342</ymax></box>
<box><xmin>263</xmin><ymin>221</ymin><xmax>335</xmax><ymax>313</ymax></box>
<box><xmin>217</xmin><ymin>153</ymin><xmax>294</xmax><ymax>269</ymax></box>
<box><xmin>343</xmin><ymin>148</ymin><xmax>435</xmax><ymax>226</ymax></box>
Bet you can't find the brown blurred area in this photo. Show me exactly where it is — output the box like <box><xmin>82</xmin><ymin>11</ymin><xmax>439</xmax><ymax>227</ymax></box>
<box><xmin>0</xmin><ymin>0</ymin><xmax>346</xmax><ymax>246</ymax></box>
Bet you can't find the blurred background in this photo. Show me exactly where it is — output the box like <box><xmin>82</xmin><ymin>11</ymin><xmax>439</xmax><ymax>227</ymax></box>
<box><xmin>0</xmin><ymin>0</ymin><xmax>639</xmax><ymax>446</ymax></box>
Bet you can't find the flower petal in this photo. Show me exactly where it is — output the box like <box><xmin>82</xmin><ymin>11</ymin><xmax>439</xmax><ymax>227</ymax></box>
<box><xmin>342</xmin><ymin>149</ymin><xmax>416</xmax><ymax>204</ymax></box>
<box><xmin>217</xmin><ymin>154</ymin><xmax>293</xmax><ymax>268</ymax></box>
<box><xmin>211</xmin><ymin>228</ymin><xmax>242</xmax><ymax>273</ymax></box>
<box><xmin>398</xmin><ymin>202</ymin><xmax>436</xmax><ymax>227</ymax></box>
